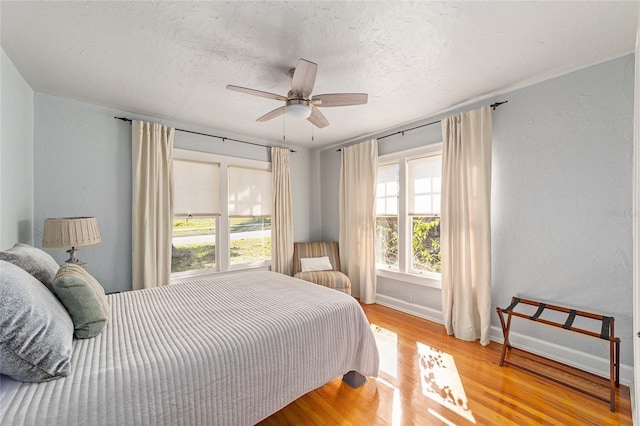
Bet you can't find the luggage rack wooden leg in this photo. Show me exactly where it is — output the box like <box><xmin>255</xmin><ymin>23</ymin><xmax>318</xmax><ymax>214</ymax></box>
<box><xmin>496</xmin><ymin>305</ymin><xmax>512</xmax><ymax>366</ymax></box>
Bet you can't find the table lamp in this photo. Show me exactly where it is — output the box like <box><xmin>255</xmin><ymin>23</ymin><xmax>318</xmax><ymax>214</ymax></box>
<box><xmin>42</xmin><ymin>217</ymin><xmax>101</xmax><ymax>267</ymax></box>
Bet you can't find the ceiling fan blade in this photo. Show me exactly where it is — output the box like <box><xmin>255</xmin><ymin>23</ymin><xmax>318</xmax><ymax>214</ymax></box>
<box><xmin>226</xmin><ymin>85</ymin><xmax>287</xmax><ymax>102</ymax></box>
<box><xmin>312</xmin><ymin>93</ymin><xmax>368</xmax><ymax>107</ymax></box>
<box><xmin>307</xmin><ymin>107</ymin><xmax>329</xmax><ymax>128</ymax></box>
<box><xmin>291</xmin><ymin>59</ymin><xmax>317</xmax><ymax>98</ymax></box>
<box><xmin>256</xmin><ymin>106</ymin><xmax>286</xmax><ymax>122</ymax></box>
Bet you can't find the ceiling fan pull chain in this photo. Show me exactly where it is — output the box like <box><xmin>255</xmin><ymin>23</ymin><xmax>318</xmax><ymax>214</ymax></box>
<box><xmin>283</xmin><ymin>111</ymin><xmax>286</xmax><ymax>143</ymax></box>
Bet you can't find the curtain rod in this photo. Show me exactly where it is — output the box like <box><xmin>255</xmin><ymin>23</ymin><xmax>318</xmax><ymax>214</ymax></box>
<box><xmin>336</xmin><ymin>101</ymin><xmax>507</xmax><ymax>152</ymax></box>
<box><xmin>114</xmin><ymin>117</ymin><xmax>296</xmax><ymax>153</ymax></box>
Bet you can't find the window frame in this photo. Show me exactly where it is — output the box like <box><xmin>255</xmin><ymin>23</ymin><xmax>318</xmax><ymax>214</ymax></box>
<box><xmin>376</xmin><ymin>143</ymin><xmax>443</xmax><ymax>289</ymax></box>
<box><xmin>171</xmin><ymin>149</ymin><xmax>272</xmax><ymax>281</ymax></box>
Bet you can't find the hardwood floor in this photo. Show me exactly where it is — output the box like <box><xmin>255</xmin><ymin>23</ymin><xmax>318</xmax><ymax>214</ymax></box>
<box><xmin>260</xmin><ymin>303</ymin><xmax>632</xmax><ymax>425</ymax></box>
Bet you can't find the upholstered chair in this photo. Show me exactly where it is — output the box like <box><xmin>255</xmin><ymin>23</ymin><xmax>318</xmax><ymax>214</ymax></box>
<box><xmin>292</xmin><ymin>242</ymin><xmax>351</xmax><ymax>295</ymax></box>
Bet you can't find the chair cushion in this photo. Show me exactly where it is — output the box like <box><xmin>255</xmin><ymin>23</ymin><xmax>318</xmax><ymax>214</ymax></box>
<box><xmin>300</xmin><ymin>256</ymin><xmax>333</xmax><ymax>272</ymax></box>
<box><xmin>294</xmin><ymin>270</ymin><xmax>351</xmax><ymax>295</ymax></box>
<box><xmin>293</xmin><ymin>242</ymin><xmax>342</xmax><ymax>275</ymax></box>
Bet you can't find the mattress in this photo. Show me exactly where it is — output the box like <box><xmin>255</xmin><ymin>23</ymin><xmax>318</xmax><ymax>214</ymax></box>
<box><xmin>0</xmin><ymin>271</ymin><xmax>379</xmax><ymax>425</ymax></box>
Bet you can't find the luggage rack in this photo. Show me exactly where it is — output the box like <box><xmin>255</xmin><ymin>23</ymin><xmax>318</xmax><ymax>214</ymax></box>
<box><xmin>496</xmin><ymin>297</ymin><xmax>620</xmax><ymax>412</ymax></box>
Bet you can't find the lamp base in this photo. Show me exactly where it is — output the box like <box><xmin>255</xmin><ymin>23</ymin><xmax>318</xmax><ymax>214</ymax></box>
<box><xmin>65</xmin><ymin>247</ymin><xmax>87</xmax><ymax>267</ymax></box>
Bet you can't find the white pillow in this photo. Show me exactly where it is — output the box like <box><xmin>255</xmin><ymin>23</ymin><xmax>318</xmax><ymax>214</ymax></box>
<box><xmin>300</xmin><ymin>256</ymin><xmax>333</xmax><ymax>272</ymax></box>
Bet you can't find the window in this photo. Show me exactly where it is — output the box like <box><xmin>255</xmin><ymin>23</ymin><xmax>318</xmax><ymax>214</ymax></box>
<box><xmin>375</xmin><ymin>163</ymin><xmax>399</xmax><ymax>268</ymax></box>
<box><xmin>375</xmin><ymin>145</ymin><xmax>442</xmax><ymax>282</ymax></box>
<box><xmin>407</xmin><ymin>155</ymin><xmax>441</xmax><ymax>273</ymax></box>
<box><xmin>228</xmin><ymin>166</ymin><xmax>272</xmax><ymax>267</ymax></box>
<box><xmin>171</xmin><ymin>149</ymin><xmax>272</xmax><ymax>277</ymax></box>
<box><xmin>172</xmin><ymin>159</ymin><xmax>219</xmax><ymax>273</ymax></box>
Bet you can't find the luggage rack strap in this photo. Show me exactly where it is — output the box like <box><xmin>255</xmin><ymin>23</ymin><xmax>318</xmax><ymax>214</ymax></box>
<box><xmin>601</xmin><ymin>316</ymin><xmax>611</xmax><ymax>340</ymax></box>
<box><xmin>563</xmin><ymin>310</ymin><xmax>577</xmax><ymax>329</ymax></box>
<box><xmin>504</xmin><ymin>297</ymin><xmax>520</xmax><ymax>312</ymax></box>
<box><xmin>530</xmin><ymin>303</ymin><xmax>546</xmax><ymax>320</ymax></box>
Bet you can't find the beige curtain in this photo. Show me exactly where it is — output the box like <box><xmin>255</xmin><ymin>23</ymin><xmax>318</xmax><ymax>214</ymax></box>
<box><xmin>441</xmin><ymin>106</ymin><xmax>492</xmax><ymax>345</ymax></box>
<box><xmin>271</xmin><ymin>147</ymin><xmax>294</xmax><ymax>275</ymax></box>
<box><xmin>132</xmin><ymin>120</ymin><xmax>174</xmax><ymax>290</ymax></box>
<box><xmin>339</xmin><ymin>139</ymin><xmax>377</xmax><ymax>303</ymax></box>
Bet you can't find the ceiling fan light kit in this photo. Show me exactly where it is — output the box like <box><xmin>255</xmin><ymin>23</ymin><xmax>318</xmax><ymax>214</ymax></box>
<box><xmin>286</xmin><ymin>100</ymin><xmax>312</xmax><ymax>118</ymax></box>
<box><xmin>227</xmin><ymin>58</ymin><xmax>368</xmax><ymax>128</ymax></box>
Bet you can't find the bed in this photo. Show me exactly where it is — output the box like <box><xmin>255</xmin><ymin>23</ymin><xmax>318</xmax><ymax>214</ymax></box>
<box><xmin>0</xmin><ymin>270</ymin><xmax>379</xmax><ymax>425</ymax></box>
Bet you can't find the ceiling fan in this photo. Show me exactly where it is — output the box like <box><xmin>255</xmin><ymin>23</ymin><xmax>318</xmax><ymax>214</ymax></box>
<box><xmin>226</xmin><ymin>58</ymin><xmax>368</xmax><ymax>128</ymax></box>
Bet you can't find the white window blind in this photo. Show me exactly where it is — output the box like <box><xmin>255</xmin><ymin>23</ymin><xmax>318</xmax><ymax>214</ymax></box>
<box><xmin>376</xmin><ymin>163</ymin><xmax>399</xmax><ymax>215</ymax></box>
<box><xmin>408</xmin><ymin>155</ymin><xmax>442</xmax><ymax>215</ymax></box>
<box><xmin>228</xmin><ymin>166</ymin><xmax>272</xmax><ymax>217</ymax></box>
<box><xmin>173</xmin><ymin>159</ymin><xmax>221</xmax><ymax>216</ymax></box>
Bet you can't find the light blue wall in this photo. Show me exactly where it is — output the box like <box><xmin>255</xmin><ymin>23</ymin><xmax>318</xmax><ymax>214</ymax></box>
<box><xmin>34</xmin><ymin>95</ymin><xmax>132</xmax><ymax>293</ymax></box>
<box><xmin>490</xmin><ymin>55</ymin><xmax>633</xmax><ymax>364</ymax></box>
<box><xmin>319</xmin><ymin>55</ymin><xmax>635</xmax><ymax>370</ymax></box>
<box><xmin>33</xmin><ymin>94</ymin><xmax>313</xmax><ymax>293</ymax></box>
<box><xmin>1</xmin><ymin>49</ymin><xmax>34</xmax><ymax>248</ymax></box>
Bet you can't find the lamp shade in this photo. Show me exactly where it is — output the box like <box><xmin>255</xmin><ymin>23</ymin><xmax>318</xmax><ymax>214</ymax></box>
<box><xmin>42</xmin><ymin>217</ymin><xmax>101</xmax><ymax>249</ymax></box>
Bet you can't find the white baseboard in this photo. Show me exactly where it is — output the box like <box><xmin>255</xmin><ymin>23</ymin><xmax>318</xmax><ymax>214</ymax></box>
<box><xmin>375</xmin><ymin>294</ymin><xmax>444</xmax><ymax>325</ymax></box>
<box><xmin>490</xmin><ymin>325</ymin><xmax>634</xmax><ymax>386</ymax></box>
<box><xmin>631</xmin><ymin>380</ymin><xmax>637</xmax><ymax>425</ymax></box>
<box><xmin>374</xmin><ymin>294</ymin><xmax>634</xmax><ymax>386</ymax></box>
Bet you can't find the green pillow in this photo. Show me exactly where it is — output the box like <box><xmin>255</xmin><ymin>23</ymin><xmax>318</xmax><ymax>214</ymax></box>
<box><xmin>53</xmin><ymin>264</ymin><xmax>109</xmax><ymax>339</ymax></box>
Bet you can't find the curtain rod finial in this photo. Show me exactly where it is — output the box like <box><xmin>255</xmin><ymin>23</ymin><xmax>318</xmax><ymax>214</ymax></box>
<box><xmin>491</xmin><ymin>100</ymin><xmax>508</xmax><ymax>110</ymax></box>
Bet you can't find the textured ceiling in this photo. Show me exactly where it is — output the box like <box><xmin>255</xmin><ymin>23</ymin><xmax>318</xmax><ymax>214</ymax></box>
<box><xmin>1</xmin><ymin>1</ymin><xmax>638</xmax><ymax>149</ymax></box>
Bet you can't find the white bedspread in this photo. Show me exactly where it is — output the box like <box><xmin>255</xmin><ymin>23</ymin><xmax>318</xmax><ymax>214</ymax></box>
<box><xmin>0</xmin><ymin>271</ymin><xmax>379</xmax><ymax>425</ymax></box>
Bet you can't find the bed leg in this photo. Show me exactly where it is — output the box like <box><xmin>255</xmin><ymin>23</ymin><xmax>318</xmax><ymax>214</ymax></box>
<box><xmin>342</xmin><ymin>371</ymin><xmax>368</xmax><ymax>388</ymax></box>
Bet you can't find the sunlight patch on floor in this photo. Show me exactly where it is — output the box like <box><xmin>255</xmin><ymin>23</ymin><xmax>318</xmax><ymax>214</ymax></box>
<box><xmin>417</xmin><ymin>342</ymin><xmax>476</xmax><ymax>424</ymax></box>
<box><xmin>376</xmin><ymin>376</ymin><xmax>403</xmax><ymax>426</ymax></box>
<box><xmin>371</xmin><ymin>324</ymin><xmax>398</xmax><ymax>378</ymax></box>
<box><xmin>428</xmin><ymin>408</ymin><xmax>460</xmax><ymax>426</ymax></box>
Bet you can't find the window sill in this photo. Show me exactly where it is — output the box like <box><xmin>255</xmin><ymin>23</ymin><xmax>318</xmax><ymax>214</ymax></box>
<box><xmin>170</xmin><ymin>264</ymin><xmax>270</xmax><ymax>285</ymax></box>
<box><xmin>376</xmin><ymin>268</ymin><xmax>442</xmax><ymax>289</ymax></box>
